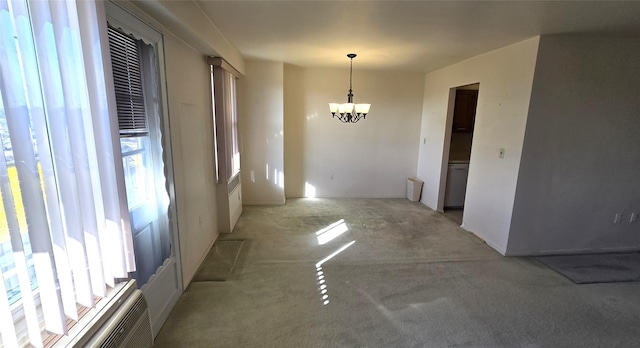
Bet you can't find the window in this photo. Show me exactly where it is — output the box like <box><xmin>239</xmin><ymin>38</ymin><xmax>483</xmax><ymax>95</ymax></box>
<box><xmin>107</xmin><ymin>21</ymin><xmax>172</xmax><ymax>288</ymax></box>
<box><xmin>108</xmin><ymin>26</ymin><xmax>148</xmax><ymax>137</ymax></box>
<box><xmin>210</xmin><ymin>59</ymin><xmax>241</xmax><ymax>183</ymax></box>
<box><xmin>0</xmin><ymin>0</ymin><xmax>135</xmax><ymax>346</ymax></box>
<box><xmin>227</xmin><ymin>72</ymin><xmax>241</xmax><ymax>179</ymax></box>
<box><xmin>108</xmin><ymin>26</ymin><xmax>154</xmax><ymax>213</ymax></box>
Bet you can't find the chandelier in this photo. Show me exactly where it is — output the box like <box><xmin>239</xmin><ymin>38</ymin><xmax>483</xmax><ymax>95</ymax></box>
<box><xmin>329</xmin><ymin>53</ymin><xmax>371</xmax><ymax>123</ymax></box>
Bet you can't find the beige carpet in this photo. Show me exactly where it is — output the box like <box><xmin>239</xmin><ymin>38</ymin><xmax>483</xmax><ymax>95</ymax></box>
<box><xmin>155</xmin><ymin>199</ymin><xmax>640</xmax><ymax>348</ymax></box>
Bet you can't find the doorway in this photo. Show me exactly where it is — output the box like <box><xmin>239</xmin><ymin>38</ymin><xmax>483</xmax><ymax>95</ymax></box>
<box><xmin>441</xmin><ymin>84</ymin><xmax>479</xmax><ymax>225</ymax></box>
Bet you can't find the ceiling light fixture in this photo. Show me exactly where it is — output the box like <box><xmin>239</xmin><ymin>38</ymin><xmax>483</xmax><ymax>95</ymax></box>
<box><xmin>329</xmin><ymin>53</ymin><xmax>370</xmax><ymax>123</ymax></box>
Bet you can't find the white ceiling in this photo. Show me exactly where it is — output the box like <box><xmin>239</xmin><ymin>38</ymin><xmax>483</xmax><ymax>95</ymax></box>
<box><xmin>195</xmin><ymin>1</ymin><xmax>640</xmax><ymax>73</ymax></box>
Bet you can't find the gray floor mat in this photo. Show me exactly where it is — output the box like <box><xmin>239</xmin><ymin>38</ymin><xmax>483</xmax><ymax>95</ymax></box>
<box><xmin>192</xmin><ymin>240</ymin><xmax>245</xmax><ymax>281</ymax></box>
<box><xmin>535</xmin><ymin>252</ymin><xmax>640</xmax><ymax>284</ymax></box>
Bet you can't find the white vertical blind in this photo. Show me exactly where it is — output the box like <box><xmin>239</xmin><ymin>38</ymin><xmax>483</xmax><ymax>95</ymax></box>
<box><xmin>227</xmin><ymin>73</ymin><xmax>240</xmax><ymax>179</ymax></box>
<box><xmin>221</xmin><ymin>69</ymin><xmax>240</xmax><ymax>181</ymax></box>
<box><xmin>0</xmin><ymin>0</ymin><xmax>136</xmax><ymax>346</ymax></box>
<box><xmin>209</xmin><ymin>58</ymin><xmax>241</xmax><ymax>183</ymax></box>
<box><xmin>77</xmin><ymin>0</ymin><xmax>136</xmax><ymax>283</ymax></box>
<box><xmin>0</xmin><ymin>263</ymin><xmax>18</xmax><ymax>347</ymax></box>
<box><xmin>210</xmin><ymin>66</ymin><xmax>220</xmax><ymax>183</ymax></box>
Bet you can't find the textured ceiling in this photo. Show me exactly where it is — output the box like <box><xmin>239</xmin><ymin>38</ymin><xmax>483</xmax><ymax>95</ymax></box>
<box><xmin>196</xmin><ymin>1</ymin><xmax>640</xmax><ymax>73</ymax></box>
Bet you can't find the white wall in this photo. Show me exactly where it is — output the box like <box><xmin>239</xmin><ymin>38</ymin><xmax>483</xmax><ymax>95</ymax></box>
<box><xmin>124</xmin><ymin>0</ymin><xmax>245</xmax><ymax>286</ymax></box>
<box><xmin>283</xmin><ymin>66</ymin><xmax>425</xmax><ymax>198</ymax></box>
<box><xmin>164</xmin><ymin>32</ymin><xmax>219</xmax><ymax>285</ymax></box>
<box><xmin>237</xmin><ymin>60</ymin><xmax>285</xmax><ymax>205</ymax></box>
<box><xmin>507</xmin><ymin>36</ymin><xmax>640</xmax><ymax>255</ymax></box>
<box><xmin>416</xmin><ymin>37</ymin><xmax>540</xmax><ymax>254</ymax></box>
<box><xmin>131</xmin><ymin>0</ymin><xmax>244</xmax><ymax>74</ymax></box>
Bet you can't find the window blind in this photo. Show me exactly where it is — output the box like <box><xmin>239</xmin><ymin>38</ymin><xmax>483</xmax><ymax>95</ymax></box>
<box><xmin>0</xmin><ymin>0</ymin><xmax>136</xmax><ymax>345</ymax></box>
<box><xmin>107</xmin><ymin>26</ymin><xmax>148</xmax><ymax>136</ymax></box>
<box><xmin>225</xmin><ymin>71</ymin><xmax>241</xmax><ymax>180</ymax></box>
<box><xmin>210</xmin><ymin>63</ymin><xmax>241</xmax><ymax>182</ymax></box>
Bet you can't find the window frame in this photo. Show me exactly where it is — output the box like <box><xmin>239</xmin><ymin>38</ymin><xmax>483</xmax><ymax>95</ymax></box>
<box><xmin>105</xmin><ymin>0</ymin><xmax>183</xmax><ymax>295</ymax></box>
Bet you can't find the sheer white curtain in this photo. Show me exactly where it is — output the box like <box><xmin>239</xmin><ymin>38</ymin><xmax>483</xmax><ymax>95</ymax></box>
<box><xmin>0</xmin><ymin>0</ymin><xmax>134</xmax><ymax>346</ymax></box>
<box><xmin>225</xmin><ymin>71</ymin><xmax>240</xmax><ymax>180</ymax></box>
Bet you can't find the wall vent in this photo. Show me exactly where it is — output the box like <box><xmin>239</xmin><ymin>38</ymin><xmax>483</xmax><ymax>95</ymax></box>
<box><xmin>82</xmin><ymin>289</ymin><xmax>153</xmax><ymax>348</ymax></box>
<box><xmin>228</xmin><ymin>173</ymin><xmax>241</xmax><ymax>195</ymax></box>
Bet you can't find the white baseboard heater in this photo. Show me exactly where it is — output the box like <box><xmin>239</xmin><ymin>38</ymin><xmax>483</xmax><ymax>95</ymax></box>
<box><xmin>217</xmin><ymin>173</ymin><xmax>242</xmax><ymax>233</ymax></box>
<box><xmin>71</xmin><ymin>280</ymin><xmax>153</xmax><ymax>348</ymax></box>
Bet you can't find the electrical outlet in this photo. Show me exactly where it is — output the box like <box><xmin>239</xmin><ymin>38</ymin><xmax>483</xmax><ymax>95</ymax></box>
<box><xmin>630</xmin><ymin>213</ymin><xmax>638</xmax><ymax>223</ymax></box>
<box><xmin>614</xmin><ymin>213</ymin><xmax>622</xmax><ymax>224</ymax></box>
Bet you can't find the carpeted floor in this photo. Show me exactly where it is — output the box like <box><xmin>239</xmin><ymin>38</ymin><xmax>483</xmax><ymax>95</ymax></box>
<box><xmin>442</xmin><ymin>208</ymin><xmax>464</xmax><ymax>225</ymax></box>
<box><xmin>154</xmin><ymin>198</ymin><xmax>640</xmax><ymax>347</ymax></box>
